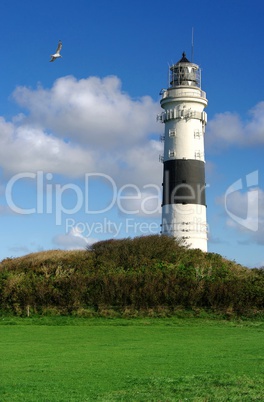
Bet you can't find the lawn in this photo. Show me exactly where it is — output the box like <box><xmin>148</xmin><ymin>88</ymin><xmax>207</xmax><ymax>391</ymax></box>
<box><xmin>0</xmin><ymin>317</ymin><xmax>263</xmax><ymax>401</ymax></box>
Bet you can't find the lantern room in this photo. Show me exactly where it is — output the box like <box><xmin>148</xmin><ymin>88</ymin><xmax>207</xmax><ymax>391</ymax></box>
<box><xmin>170</xmin><ymin>52</ymin><xmax>201</xmax><ymax>88</ymax></box>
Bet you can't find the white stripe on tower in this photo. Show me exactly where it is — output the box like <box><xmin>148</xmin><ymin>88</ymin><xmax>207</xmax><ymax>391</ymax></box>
<box><xmin>159</xmin><ymin>52</ymin><xmax>208</xmax><ymax>252</ymax></box>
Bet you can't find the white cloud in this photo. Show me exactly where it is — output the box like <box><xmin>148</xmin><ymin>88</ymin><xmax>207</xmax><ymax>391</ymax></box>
<box><xmin>114</xmin><ymin>140</ymin><xmax>163</xmax><ymax>187</ymax></box>
<box><xmin>53</xmin><ymin>227</ymin><xmax>96</xmax><ymax>250</ymax></box>
<box><xmin>0</xmin><ymin>118</ymin><xmax>94</xmax><ymax>177</ymax></box>
<box><xmin>8</xmin><ymin>242</ymin><xmax>44</xmax><ymax>257</ymax></box>
<box><xmin>0</xmin><ymin>75</ymin><xmax>162</xmax><ymax>187</ymax></box>
<box><xmin>13</xmin><ymin>75</ymin><xmax>160</xmax><ymax>149</ymax></box>
<box><xmin>217</xmin><ymin>187</ymin><xmax>264</xmax><ymax>245</ymax></box>
<box><xmin>206</xmin><ymin>101</ymin><xmax>264</xmax><ymax>150</ymax></box>
<box><xmin>117</xmin><ymin>187</ymin><xmax>162</xmax><ymax>217</ymax></box>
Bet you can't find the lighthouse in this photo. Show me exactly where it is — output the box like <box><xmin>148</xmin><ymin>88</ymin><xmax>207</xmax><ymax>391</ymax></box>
<box><xmin>159</xmin><ymin>52</ymin><xmax>208</xmax><ymax>252</ymax></box>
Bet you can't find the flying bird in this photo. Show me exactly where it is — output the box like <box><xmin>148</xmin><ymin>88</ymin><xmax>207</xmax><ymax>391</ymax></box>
<box><xmin>50</xmin><ymin>40</ymin><xmax>62</xmax><ymax>62</ymax></box>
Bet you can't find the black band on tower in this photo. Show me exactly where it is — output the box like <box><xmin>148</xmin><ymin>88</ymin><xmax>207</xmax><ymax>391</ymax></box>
<box><xmin>162</xmin><ymin>159</ymin><xmax>206</xmax><ymax>206</ymax></box>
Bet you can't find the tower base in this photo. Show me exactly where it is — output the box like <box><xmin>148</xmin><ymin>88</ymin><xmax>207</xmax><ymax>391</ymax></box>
<box><xmin>161</xmin><ymin>204</ymin><xmax>208</xmax><ymax>252</ymax></box>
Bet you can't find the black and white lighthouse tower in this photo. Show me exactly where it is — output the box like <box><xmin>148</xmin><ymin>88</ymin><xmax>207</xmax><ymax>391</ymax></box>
<box><xmin>159</xmin><ymin>52</ymin><xmax>208</xmax><ymax>251</ymax></box>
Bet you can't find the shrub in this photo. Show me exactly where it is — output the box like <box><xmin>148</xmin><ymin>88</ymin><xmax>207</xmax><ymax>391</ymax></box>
<box><xmin>0</xmin><ymin>235</ymin><xmax>263</xmax><ymax>317</ymax></box>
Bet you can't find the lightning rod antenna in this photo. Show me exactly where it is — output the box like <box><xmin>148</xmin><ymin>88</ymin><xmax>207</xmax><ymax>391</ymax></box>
<box><xmin>191</xmin><ymin>27</ymin><xmax>194</xmax><ymax>62</ymax></box>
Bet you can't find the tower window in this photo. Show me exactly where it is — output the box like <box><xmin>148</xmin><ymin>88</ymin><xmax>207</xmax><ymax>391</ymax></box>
<box><xmin>194</xmin><ymin>130</ymin><xmax>201</xmax><ymax>138</ymax></box>
<box><xmin>195</xmin><ymin>151</ymin><xmax>202</xmax><ymax>160</ymax></box>
<box><xmin>169</xmin><ymin>129</ymin><xmax>176</xmax><ymax>137</ymax></box>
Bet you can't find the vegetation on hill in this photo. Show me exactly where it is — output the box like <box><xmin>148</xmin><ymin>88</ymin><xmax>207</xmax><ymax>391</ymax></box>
<box><xmin>0</xmin><ymin>235</ymin><xmax>263</xmax><ymax>317</ymax></box>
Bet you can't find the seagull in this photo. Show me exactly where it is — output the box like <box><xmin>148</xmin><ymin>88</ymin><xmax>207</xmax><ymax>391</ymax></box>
<box><xmin>50</xmin><ymin>40</ymin><xmax>62</xmax><ymax>62</ymax></box>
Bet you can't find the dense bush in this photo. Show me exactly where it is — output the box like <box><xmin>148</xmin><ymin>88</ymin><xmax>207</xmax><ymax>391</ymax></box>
<box><xmin>0</xmin><ymin>235</ymin><xmax>263</xmax><ymax>317</ymax></box>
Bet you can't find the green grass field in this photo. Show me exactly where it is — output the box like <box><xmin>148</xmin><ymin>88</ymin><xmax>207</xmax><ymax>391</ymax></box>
<box><xmin>0</xmin><ymin>317</ymin><xmax>263</xmax><ymax>401</ymax></box>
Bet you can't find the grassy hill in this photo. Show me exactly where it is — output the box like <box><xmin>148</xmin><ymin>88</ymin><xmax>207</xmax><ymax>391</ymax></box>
<box><xmin>0</xmin><ymin>235</ymin><xmax>263</xmax><ymax>318</ymax></box>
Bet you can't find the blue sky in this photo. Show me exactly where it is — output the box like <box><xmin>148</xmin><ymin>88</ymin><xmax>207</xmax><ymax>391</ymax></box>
<box><xmin>0</xmin><ymin>0</ymin><xmax>263</xmax><ymax>267</ymax></box>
